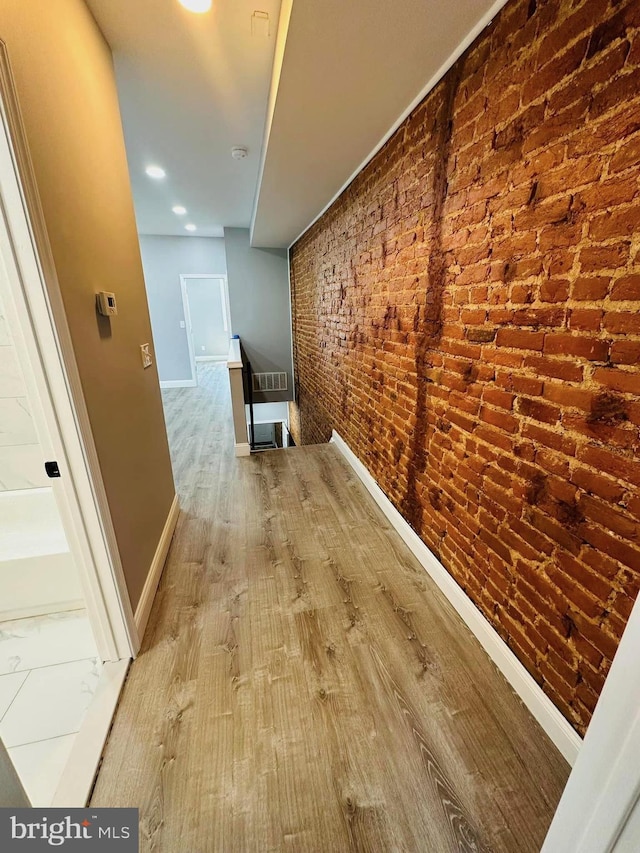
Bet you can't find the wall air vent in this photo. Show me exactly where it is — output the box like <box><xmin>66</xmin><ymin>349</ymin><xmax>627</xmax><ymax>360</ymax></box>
<box><xmin>252</xmin><ymin>372</ymin><xmax>288</xmax><ymax>392</ymax></box>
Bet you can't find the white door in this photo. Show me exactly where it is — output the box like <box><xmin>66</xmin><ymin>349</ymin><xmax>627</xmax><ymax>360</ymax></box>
<box><xmin>0</xmin><ymin>88</ymin><xmax>135</xmax><ymax>664</ymax></box>
<box><xmin>0</xmin><ymin>45</ymin><xmax>134</xmax><ymax>810</ymax></box>
<box><xmin>0</xmin><ymin>283</ymin><xmax>84</xmax><ymax>621</ymax></box>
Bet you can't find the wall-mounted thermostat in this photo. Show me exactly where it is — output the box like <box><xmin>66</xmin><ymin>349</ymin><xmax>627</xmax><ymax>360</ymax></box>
<box><xmin>97</xmin><ymin>291</ymin><xmax>118</xmax><ymax>316</ymax></box>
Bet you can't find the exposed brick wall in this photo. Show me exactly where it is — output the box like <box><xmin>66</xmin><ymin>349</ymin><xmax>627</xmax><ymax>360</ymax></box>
<box><xmin>289</xmin><ymin>0</ymin><xmax>640</xmax><ymax>735</ymax></box>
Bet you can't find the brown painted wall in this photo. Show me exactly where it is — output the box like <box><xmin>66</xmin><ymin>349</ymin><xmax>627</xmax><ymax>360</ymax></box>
<box><xmin>1</xmin><ymin>0</ymin><xmax>175</xmax><ymax>610</ymax></box>
<box><xmin>290</xmin><ymin>0</ymin><xmax>640</xmax><ymax>734</ymax></box>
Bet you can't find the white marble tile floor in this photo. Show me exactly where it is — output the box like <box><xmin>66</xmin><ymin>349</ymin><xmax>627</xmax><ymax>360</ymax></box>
<box><xmin>0</xmin><ymin>610</ymin><xmax>101</xmax><ymax>806</ymax></box>
<box><xmin>9</xmin><ymin>735</ymin><xmax>76</xmax><ymax>807</ymax></box>
<box><xmin>0</xmin><ymin>610</ymin><xmax>96</xmax><ymax>674</ymax></box>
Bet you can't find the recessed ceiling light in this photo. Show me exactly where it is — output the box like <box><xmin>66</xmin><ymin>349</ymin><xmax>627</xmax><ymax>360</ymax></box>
<box><xmin>172</xmin><ymin>205</ymin><xmax>187</xmax><ymax>215</ymax></box>
<box><xmin>145</xmin><ymin>165</ymin><xmax>166</xmax><ymax>179</ymax></box>
<box><xmin>185</xmin><ymin>223</ymin><xmax>197</xmax><ymax>232</ymax></box>
<box><xmin>177</xmin><ymin>0</ymin><xmax>211</xmax><ymax>13</ymax></box>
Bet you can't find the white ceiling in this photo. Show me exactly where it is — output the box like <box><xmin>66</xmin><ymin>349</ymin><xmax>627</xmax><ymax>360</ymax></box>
<box><xmin>252</xmin><ymin>0</ymin><xmax>506</xmax><ymax>247</ymax></box>
<box><xmin>87</xmin><ymin>0</ymin><xmax>506</xmax><ymax>247</ymax></box>
<box><xmin>86</xmin><ymin>0</ymin><xmax>281</xmax><ymax>238</ymax></box>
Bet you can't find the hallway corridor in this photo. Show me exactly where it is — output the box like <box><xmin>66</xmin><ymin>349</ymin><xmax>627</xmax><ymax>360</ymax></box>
<box><xmin>91</xmin><ymin>363</ymin><xmax>569</xmax><ymax>851</ymax></box>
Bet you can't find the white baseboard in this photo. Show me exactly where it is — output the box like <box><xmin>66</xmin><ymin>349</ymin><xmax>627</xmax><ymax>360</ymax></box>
<box><xmin>51</xmin><ymin>658</ymin><xmax>129</xmax><ymax>807</ymax></box>
<box><xmin>330</xmin><ymin>430</ymin><xmax>582</xmax><ymax>766</ymax></box>
<box><xmin>234</xmin><ymin>442</ymin><xmax>251</xmax><ymax>457</ymax></box>
<box><xmin>195</xmin><ymin>355</ymin><xmax>227</xmax><ymax>362</ymax></box>
<box><xmin>159</xmin><ymin>379</ymin><xmax>197</xmax><ymax>388</ymax></box>
<box><xmin>134</xmin><ymin>494</ymin><xmax>180</xmax><ymax>643</ymax></box>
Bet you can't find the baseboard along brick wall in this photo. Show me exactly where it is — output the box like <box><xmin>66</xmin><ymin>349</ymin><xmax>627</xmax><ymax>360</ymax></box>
<box><xmin>289</xmin><ymin>0</ymin><xmax>640</xmax><ymax>736</ymax></box>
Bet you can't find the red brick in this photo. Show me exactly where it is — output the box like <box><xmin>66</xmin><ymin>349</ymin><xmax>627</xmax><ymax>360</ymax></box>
<box><xmin>593</xmin><ymin>367</ymin><xmax>640</xmax><ymax>396</ymax></box>
<box><xmin>512</xmin><ymin>375</ymin><xmax>544</xmax><ymax>396</ymax></box>
<box><xmin>579</xmin><ymin>495</ymin><xmax>639</xmax><ymax>542</ymax></box>
<box><xmin>495</xmin><ymin>328</ymin><xmax>545</xmax><ymax>351</ymax></box>
<box><xmin>540</xmin><ymin>279</ymin><xmax>570</xmax><ymax>302</ymax></box>
<box><xmin>517</xmin><ymin>397</ymin><xmax>560</xmax><ymax>424</ymax></box>
<box><xmin>610</xmin><ymin>133</ymin><xmax>640</xmax><ymax>174</ymax></box>
<box><xmin>290</xmin><ymin>0</ymin><xmax>640</xmax><ymax>738</ymax></box>
<box><xmin>543</xmin><ymin>334</ymin><xmax>609</xmax><ymax>361</ymax></box>
<box><xmin>603</xmin><ymin>312</ymin><xmax>640</xmax><ymax>335</ymax></box>
<box><xmin>482</xmin><ymin>388</ymin><xmax>515</xmax><ymax>410</ymax></box>
<box><xmin>579</xmin><ymin>243</ymin><xmax>630</xmax><ymax>272</ymax></box>
<box><xmin>578</xmin><ymin>523</ymin><xmax>640</xmax><ymax>572</ymax></box>
<box><xmin>513</xmin><ymin>308</ymin><xmax>565</xmax><ymax>327</ymax></box>
<box><xmin>610</xmin><ymin>275</ymin><xmax>640</xmax><ymax>301</ymax></box>
<box><xmin>571</xmin><ymin>277</ymin><xmax>610</xmax><ymax>300</ymax></box>
<box><xmin>590</xmin><ymin>207</ymin><xmax>640</xmax><ymax>241</ymax></box>
<box><xmin>569</xmin><ymin>309</ymin><xmax>602</xmax><ymax>331</ymax></box>
<box><xmin>521</xmin><ymin>421</ymin><xmax>576</xmax><ymax>455</ymax></box>
<box><xmin>480</xmin><ymin>405</ymin><xmax>518</xmax><ymax>433</ymax></box>
<box><xmin>578</xmin><ymin>445</ymin><xmax>640</xmax><ymax>487</ymax></box>
<box><xmin>523</xmin><ymin>355</ymin><xmax>584</xmax><ymax>382</ymax></box>
<box><xmin>536</xmin><ymin>447</ymin><xmax>571</xmax><ymax>478</ymax></box>
<box><xmin>535</xmin><ymin>0</ymin><xmax>608</xmax><ymax>68</ymax></box>
<box><xmin>548</xmin><ymin>38</ymin><xmax>630</xmax><ymax>114</ymax></box>
<box><xmin>610</xmin><ymin>341</ymin><xmax>640</xmax><ymax>365</ymax></box>
<box><xmin>543</xmin><ymin>383</ymin><xmax>592</xmax><ymax>411</ymax></box>
<box><xmin>579</xmin><ymin>174</ymin><xmax>639</xmax><ymax>211</ymax></box>
<box><xmin>591</xmin><ymin>66</ymin><xmax>640</xmax><ymax>120</ymax></box>
<box><xmin>527</xmin><ymin>507</ymin><xmax>581</xmax><ymax>552</ymax></box>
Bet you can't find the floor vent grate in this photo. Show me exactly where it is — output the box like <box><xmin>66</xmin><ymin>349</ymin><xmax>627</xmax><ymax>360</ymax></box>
<box><xmin>252</xmin><ymin>372</ymin><xmax>288</xmax><ymax>392</ymax></box>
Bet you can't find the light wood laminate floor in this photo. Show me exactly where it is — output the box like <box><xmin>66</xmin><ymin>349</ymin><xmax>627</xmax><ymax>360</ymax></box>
<box><xmin>92</xmin><ymin>363</ymin><xmax>569</xmax><ymax>852</ymax></box>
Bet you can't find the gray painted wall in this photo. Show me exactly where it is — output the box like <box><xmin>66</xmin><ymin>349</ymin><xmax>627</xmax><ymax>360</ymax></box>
<box><xmin>187</xmin><ymin>277</ymin><xmax>228</xmax><ymax>358</ymax></box>
<box><xmin>139</xmin><ymin>235</ymin><xmax>227</xmax><ymax>381</ymax></box>
<box><xmin>224</xmin><ymin>228</ymin><xmax>293</xmax><ymax>403</ymax></box>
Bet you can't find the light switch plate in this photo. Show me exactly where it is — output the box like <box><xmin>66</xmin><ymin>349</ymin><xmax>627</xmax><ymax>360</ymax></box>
<box><xmin>140</xmin><ymin>343</ymin><xmax>152</xmax><ymax>369</ymax></box>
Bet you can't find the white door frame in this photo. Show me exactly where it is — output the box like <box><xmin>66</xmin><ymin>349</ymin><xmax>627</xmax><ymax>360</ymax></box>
<box><xmin>0</xmin><ymin>48</ymin><xmax>137</xmax><ymax>662</ymax></box>
<box><xmin>543</xmin><ymin>591</ymin><xmax>640</xmax><ymax>852</ymax></box>
<box><xmin>178</xmin><ymin>276</ymin><xmax>197</xmax><ymax>387</ymax></box>
<box><xmin>180</xmin><ymin>274</ymin><xmax>231</xmax><ymax>377</ymax></box>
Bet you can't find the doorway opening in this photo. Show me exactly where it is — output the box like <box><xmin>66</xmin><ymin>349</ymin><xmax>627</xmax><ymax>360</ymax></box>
<box><xmin>180</xmin><ymin>274</ymin><xmax>231</xmax><ymax>386</ymax></box>
<box><xmin>0</xmin><ymin>64</ymin><xmax>134</xmax><ymax>807</ymax></box>
<box><xmin>245</xmin><ymin>401</ymin><xmax>292</xmax><ymax>451</ymax></box>
<box><xmin>0</xmin><ymin>281</ymin><xmax>100</xmax><ymax>805</ymax></box>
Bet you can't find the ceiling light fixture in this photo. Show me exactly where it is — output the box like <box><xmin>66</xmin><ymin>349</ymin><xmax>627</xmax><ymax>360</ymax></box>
<box><xmin>172</xmin><ymin>205</ymin><xmax>187</xmax><ymax>215</ymax></box>
<box><xmin>231</xmin><ymin>146</ymin><xmax>248</xmax><ymax>160</ymax></box>
<box><xmin>145</xmin><ymin>165</ymin><xmax>166</xmax><ymax>179</ymax></box>
<box><xmin>185</xmin><ymin>223</ymin><xmax>197</xmax><ymax>232</ymax></box>
<box><xmin>177</xmin><ymin>0</ymin><xmax>212</xmax><ymax>13</ymax></box>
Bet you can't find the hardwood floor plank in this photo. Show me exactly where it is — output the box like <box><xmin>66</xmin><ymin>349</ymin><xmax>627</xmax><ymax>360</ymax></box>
<box><xmin>91</xmin><ymin>363</ymin><xmax>569</xmax><ymax>852</ymax></box>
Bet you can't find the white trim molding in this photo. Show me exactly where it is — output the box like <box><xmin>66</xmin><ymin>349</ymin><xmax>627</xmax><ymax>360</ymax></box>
<box><xmin>52</xmin><ymin>659</ymin><xmax>129</xmax><ymax>807</ymax></box>
<box><xmin>134</xmin><ymin>494</ymin><xmax>180</xmax><ymax>642</ymax></box>
<box><xmin>51</xmin><ymin>659</ymin><xmax>131</xmax><ymax>808</ymax></box>
<box><xmin>234</xmin><ymin>442</ymin><xmax>251</xmax><ymax>458</ymax></box>
<box><xmin>159</xmin><ymin>379</ymin><xmax>197</xmax><ymax>389</ymax></box>
<box><xmin>542</xmin><ymin>592</ymin><xmax>640</xmax><ymax>851</ymax></box>
<box><xmin>250</xmin><ymin>0</ymin><xmax>294</xmax><ymax>245</ymax></box>
<box><xmin>330</xmin><ymin>430</ymin><xmax>582</xmax><ymax>766</ymax></box>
